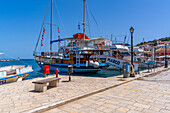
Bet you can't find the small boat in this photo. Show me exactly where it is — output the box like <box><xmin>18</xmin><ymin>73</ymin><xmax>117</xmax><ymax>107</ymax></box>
<box><xmin>0</xmin><ymin>53</ymin><xmax>34</xmax><ymax>85</ymax></box>
<box><xmin>0</xmin><ymin>65</ymin><xmax>34</xmax><ymax>85</ymax></box>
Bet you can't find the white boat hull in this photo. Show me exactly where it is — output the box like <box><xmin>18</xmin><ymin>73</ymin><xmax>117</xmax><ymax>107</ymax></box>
<box><xmin>106</xmin><ymin>56</ymin><xmax>140</xmax><ymax>72</ymax></box>
<box><xmin>0</xmin><ymin>66</ymin><xmax>34</xmax><ymax>85</ymax></box>
<box><xmin>0</xmin><ymin>71</ymin><xmax>33</xmax><ymax>85</ymax></box>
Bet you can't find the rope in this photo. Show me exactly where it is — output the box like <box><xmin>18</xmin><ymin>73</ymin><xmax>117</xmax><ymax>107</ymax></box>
<box><xmin>34</xmin><ymin>0</ymin><xmax>50</xmax><ymax>54</ymax></box>
<box><xmin>127</xmin><ymin>35</ymin><xmax>130</xmax><ymax>44</ymax></box>
<box><xmin>33</xmin><ymin>70</ymin><xmax>44</xmax><ymax>76</ymax></box>
<box><xmin>86</xmin><ymin>5</ymin><xmax>91</xmax><ymax>38</ymax></box>
<box><xmin>4</xmin><ymin>54</ymin><xmax>30</xmax><ymax>66</ymax></box>
<box><xmin>85</xmin><ymin>1</ymin><xmax>103</xmax><ymax>36</ymax></box>
<box><xmin>53</xmin><ymin>0</ymin><xmax>65</xmax><ymax>32</ymax></box>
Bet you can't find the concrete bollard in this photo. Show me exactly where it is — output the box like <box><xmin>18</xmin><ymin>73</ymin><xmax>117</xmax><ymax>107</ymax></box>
<box><xmin>123</xmin><ymin>62</ymin><xmax>129</xmax><ymax>78</ymax></box>
<box><xmin>68</xmin><ymin>64</ymin><xmax>73</xmax><ymax>81</ymax></box>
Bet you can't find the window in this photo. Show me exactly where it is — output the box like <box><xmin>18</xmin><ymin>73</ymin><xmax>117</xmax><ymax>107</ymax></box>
<box><xmin>73</xmin><ymin>42</ymin><xmax>76</xmax><ymax>46</ymax></box>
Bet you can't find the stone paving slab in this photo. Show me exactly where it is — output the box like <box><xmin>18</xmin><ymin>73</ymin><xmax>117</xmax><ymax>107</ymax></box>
<box><xmin>0</xmin><ymin>66</ymin><xmax>169</xmax><ymax>113</ymax></box>
<box><xmin>45</xmin><ymin>69</ymin><xmax>170</xmax><ymax>113</ymax></box>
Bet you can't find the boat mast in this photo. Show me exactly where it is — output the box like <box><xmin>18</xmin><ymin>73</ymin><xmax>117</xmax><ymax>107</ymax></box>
<box><xmin>50</xmin><ymin>0</ymin><xmax>53</xmax><ymax>54</ymax></box>
<box><xmin>83</xmin><ymin>0</ymin><xmax>86</xmax><ymax>40</ymax></box>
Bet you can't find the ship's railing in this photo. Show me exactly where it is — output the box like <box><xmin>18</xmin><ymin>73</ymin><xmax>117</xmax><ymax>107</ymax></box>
<box><xmin>0</xmin><ymin>65</ymin><xmax>25</xmax><ymax>72</ymax></box>
<box><xmin>34</xmin><ymin>52</ymin><xmax>62</xmax><ymax>57</ymax></box>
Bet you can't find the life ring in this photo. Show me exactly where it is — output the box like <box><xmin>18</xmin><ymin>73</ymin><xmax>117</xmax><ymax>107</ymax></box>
<box><xmin>76</xmin><ymin>42</ymin><xmax>79</xmax><ymax>46</ymax></box>
<box><xmin>65</xmin><ymin>48</ymin><xmax>69</xmax><ymax>54</ymax></box>
<box><xmin>129</xmin><ymin>64</ymin><xmax>134</xmax><ymax>74</ymax></box>
<box><xmin>97</xmin><ymin>43</ymin><xmax>103</xmax><ymax>49</ymax></box>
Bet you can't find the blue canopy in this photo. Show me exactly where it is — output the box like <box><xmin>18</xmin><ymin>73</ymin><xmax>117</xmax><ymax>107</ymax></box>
<box><xmin>50</xmin><ymin>39</ymin><xmax>63</xmax><ymax>44</ymax></box>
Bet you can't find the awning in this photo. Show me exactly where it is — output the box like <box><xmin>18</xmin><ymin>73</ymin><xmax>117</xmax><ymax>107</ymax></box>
<box><xmin>50</xmin><ymin>39</ymin><xmax>64</xmax><ymax>44</ymax></box>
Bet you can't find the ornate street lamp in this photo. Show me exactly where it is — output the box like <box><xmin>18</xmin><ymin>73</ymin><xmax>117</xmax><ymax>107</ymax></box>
<box><xmin>130</xmin><ymin>27</ymin><xmax>135</xmax><ymax>77</ymax></box>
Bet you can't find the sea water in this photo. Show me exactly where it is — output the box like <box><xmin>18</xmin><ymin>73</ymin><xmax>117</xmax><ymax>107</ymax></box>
<box><xmin>0</xmin><ymin>59</ymin><xmax>125</xmax><ymax>80</ymax></box>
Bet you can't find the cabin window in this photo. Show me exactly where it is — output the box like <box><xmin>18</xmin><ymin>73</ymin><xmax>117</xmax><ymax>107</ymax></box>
<box><xmin>112</xmin><ymin>51</ymin><xmax>117</xmax><ymax>55</ymax></box>
<box><xmin>40</xmin><ymin>58</ymin><xmax>44</xmax><ymax>61</ymax></box>
<box><xmin>99</xmin><ymin>51</ymin><xmax>103</xmax><ymax>55</ymax></box>
<box><xmin>68</xmin><ymin>43</ymin><xmax>71</xmax><ymax>46</ymax></box>
<box><xmin>73</xmin><ymin>42</ymin><xmax>76</xmax><ymax>46</ymax></box>
<box><xmin>47</xmin><ymin>59</ymin><xmax>50</xmax><ymax>62</ymax></box>
<box><xmin>137</xmin><ymin>58</ymin><xmax>141</xmax><ymax>62</ymax></box>
<box><xmin>55</xmin><ymin>59</ymin><xmax>59</xmax><ymax>63</ymax></box>
<box><xmin>80</xmin><ymin>55</ymin><xmax>84</xmax><ymax>58</ymax></box>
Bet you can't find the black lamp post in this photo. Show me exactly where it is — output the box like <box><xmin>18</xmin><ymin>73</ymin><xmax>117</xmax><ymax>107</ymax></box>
<box><xmin>130</xmin><ymin>27</ymin><xmax>135</xmax><ymax>77</ymax></box>
<box><xmin>165</xmin><ymin>44</ymin><xmax>168</xmax><ymax>68</ymax></box>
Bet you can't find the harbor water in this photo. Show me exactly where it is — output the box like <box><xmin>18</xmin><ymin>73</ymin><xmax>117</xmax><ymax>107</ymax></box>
<box><xmin>0</xmin><ymin>59</ymin><xmax>125</xmax><ymax>80</ymax></box>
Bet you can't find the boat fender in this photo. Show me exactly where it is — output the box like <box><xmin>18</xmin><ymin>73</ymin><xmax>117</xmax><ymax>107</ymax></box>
<box><xmin>93</xmin><ymin>61</ymin><xmax>99</xmax><ymax>68</ymax></box>
<box><xmin>65</xmin><ymin>48</ymin><xmax>69</xmax><ymax>54</ymax></box>
<box><xmin>86</xmin><ymin>60</ymin><xmax>88</xmax><ymax>67</ymax></box>
<box><xmin>97</xmin><ymin>43</ymin><xmax>103</xmax><ymax>49</ymax></box>
<box><xmin>129</xmin><ymin>64</ymin><xmax>134</xmax><ymax>74</ymax></box>
<box><xmin>89</xmin><ymin>60</ymin><xmax>93</xmax><ymax>66</ymax></box>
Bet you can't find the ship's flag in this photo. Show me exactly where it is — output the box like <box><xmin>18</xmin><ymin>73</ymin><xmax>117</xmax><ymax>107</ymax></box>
<box><xmin>40</xmin><ymin>27</ymin><xmax>46</xmax><ymax>47</ymax></box>
<box><xmin>58</xmin><ymin>27</ymin><xmax>60</xmax><ymax>33</ymax></box>
<box><xmin>43</xmin><ymin>28</ymin><xmax>46</xmax><ymax>33</ymax></box>
<box><xmin>78</xmin><ymin>23</ymin><xmax>80</xmax><ymax>30</ymax></box>
<box><xmin>43</xmin><ymin>28</ymin><xmax>46</xmax><ymax>31</ymax></box>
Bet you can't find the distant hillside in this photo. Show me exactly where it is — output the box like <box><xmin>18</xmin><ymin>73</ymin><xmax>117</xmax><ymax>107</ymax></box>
<box><xmin>136</xmin><ymin>37</ymin><xmax>170</xmax><ymax>46</ymax></box>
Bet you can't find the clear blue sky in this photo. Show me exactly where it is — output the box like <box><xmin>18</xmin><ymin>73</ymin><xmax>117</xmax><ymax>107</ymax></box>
<box><xmin>0</xmin><ymin>0</ymin><xmax>170</xmax><ymax>59</ymax></box>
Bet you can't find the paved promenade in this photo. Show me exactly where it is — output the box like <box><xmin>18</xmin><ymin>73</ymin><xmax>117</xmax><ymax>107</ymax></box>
<box><xmin>45</xmin><ymin>69</ymin><xmax>170</xmax><ymax>113</ymax></box>
<box><xmin>0</xmin><ymin>66</ymin><xmax>169</xmax><ymax>113</ymax></box>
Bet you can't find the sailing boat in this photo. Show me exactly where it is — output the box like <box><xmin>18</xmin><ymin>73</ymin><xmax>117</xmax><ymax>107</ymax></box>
<box><xmin>33</xmin><ymin>0</ymin><xmax>103</xmax><ymax>73</ymax></box>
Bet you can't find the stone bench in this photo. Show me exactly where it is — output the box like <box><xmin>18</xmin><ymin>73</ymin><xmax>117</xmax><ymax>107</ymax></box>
<box><xmin>32</xmin><ymin>77</ymin><xmax>61</xmax><ymax>92</ymax></box>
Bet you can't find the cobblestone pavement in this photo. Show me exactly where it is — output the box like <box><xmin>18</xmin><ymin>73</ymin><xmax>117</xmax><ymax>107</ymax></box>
<box><xmin>0</xmin><ymin>72</ymin><xmax>129</xmax><ymax>113</ymax></box>
<box><xmin>0</xmin><ymin>66</ymin><xmax>169</xmax><ymax>113</ymax></box>
<box><xmin>45</xmin><ymin>69</ymin><xmax>170</xmax><ymax>113</ymax></box>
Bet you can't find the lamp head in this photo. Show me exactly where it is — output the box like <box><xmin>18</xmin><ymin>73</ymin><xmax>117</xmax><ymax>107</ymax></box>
<box><xmin>130</xmin><ymin>27</ymin><xmax>134</xmax><ymax>34</ymax></box>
